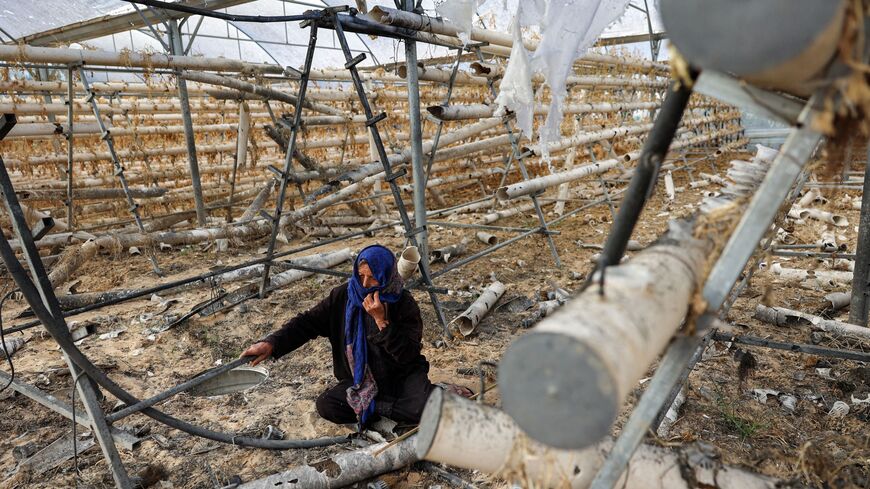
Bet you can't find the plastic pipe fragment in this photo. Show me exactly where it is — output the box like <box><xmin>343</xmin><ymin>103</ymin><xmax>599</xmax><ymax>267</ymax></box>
<box><xmin>397</xmin><ymin>246</ymin><xmax>421</xmax><ymax>280</ymax></box>
<box><xmin>475</xmin><ymin>231</ymin><xmax>498</xmax><ymax>245</ymax></box>
<box><xmin>450</xmin><ymin>281</ymin><xmax>505</xmax><ymax>337</ymax></box>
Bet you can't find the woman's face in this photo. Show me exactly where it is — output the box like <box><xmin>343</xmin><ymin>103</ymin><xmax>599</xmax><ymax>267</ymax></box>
<box><xmin>358</xmin><ymin>260</ymin><xmax>380</xmax><ymax>288</ymax></box>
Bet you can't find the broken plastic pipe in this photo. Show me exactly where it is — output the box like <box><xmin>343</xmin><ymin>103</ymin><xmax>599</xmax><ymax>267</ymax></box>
<box><xmin>818</xmin><ymin>230</ymin><xmax>841</xmax><ymax>252</ymax></box>
<box><xmin>824</xmin><ymin>292</ymin><xmax>851</xmax><ymax>312</ymax></box>
<box><xmin>429</xmin><ymin>240</ymin><xmax>468</xmax><ymax>264</ymax></box>
<box><xmin>754</xmin><ymin>304</ymin><xmax>870</xmax><ymax>342</ymax></box>
<box><xmin>237</xmin><ymin>435</ymin><xmax>418</xmax><ymax>488</ymax></box>
<box><xmin>397</xmin><ymin>246</ymin><xmax>421</xmax><ymax>280</ymax></box>
<box><xmin>498</xmin><ymin>221</ymin><xmax>709</xmax><ymax>449</ymax></box>
<box><xmin>417</xmin><ymin>390</ymin><xmax>784</xmax><ymax>489</ymax></box>
<box><xmin>798</xmin><ymin>188</ymin><xmax>826</xmax><ymax>208</ymax></box>
<box><xmin>497</xmin><ymin>130</ymin><xmax>739</xmax><ymax>201</ymax></box>
<box><xmin>469</xmin><ymin>61</ymin><xmax>503</xmax><ymax>78</ymax></box>
<box><xmin>798</xmin><ymin>208</ymin><xmax>849</xmax><ymax>227</ymax></box>
<box><xmin>475</xmin><ymin>231</ymin><xmax>498</xmax><ymax>245</ymax></box>
<box><xmin>768</xmin><ymin>262</ymin><xmax>852</xmax><ymax>288</ymax></box>
<box><xmin>450</xmin><ymin>281</ymin><xmax>505</xmax><ymax>337</ymax></box>
<box><xmin>427</xmin><ymin>100</ymin><xmax>663</xmax><ymax>121</ymax></box>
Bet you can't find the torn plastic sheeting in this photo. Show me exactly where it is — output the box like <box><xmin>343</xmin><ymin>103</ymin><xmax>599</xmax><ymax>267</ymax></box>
<box><xmin>493</xmin><ymin>15</ymin><xmax>534</xmax><ymax>138</ymax></box>
<box><xmin>435</xmin><ymin>0</ymin><xmax>484</xmax><ymax>45</ymax></box>
<box><xmin>495</xmin><ymin>0</ymin><xmax>631</xmax><ymax>160</ymax></box>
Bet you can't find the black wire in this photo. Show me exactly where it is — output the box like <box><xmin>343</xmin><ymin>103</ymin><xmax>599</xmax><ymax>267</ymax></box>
<box><xmin>0</xmin><ymin>289</ymin><xmax>17</xmax><ymax>393</ymax></box>
<box><xmin>121</xmin><ymin>0</ymin><xmax>321</xmax><ymax>23</ymax></box>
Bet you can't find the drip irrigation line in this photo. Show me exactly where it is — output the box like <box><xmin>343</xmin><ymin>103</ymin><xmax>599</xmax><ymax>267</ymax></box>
<box><xmin>0</xmin><ymin>223</ymin><xmax>350</xmax><ymax>450</ymax></box>
<box><xmin>6</xmin><ymin>221</ymin><xmax>401</xmax><ymax>333</ymax></box>
<box><xmin>107</xmin><ymin>356</ymin><xmax>252</xmax><ymax>422</ymax></box>
<box><xmin>121</xmin><ymin>0</ymin><xmax>320</xmax><ymax>23</ymax></box>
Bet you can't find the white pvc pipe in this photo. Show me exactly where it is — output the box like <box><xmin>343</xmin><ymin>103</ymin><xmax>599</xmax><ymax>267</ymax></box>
<box><xmin>239</xmin><ymin>435</ymin><xmax>417</xmax><ymax>488</ymax></box>
<box><xmin>0</xmin><ymin>44</ymin><xmax>282</xmax><ymax>73</ymax></box>
<box><xmin>417</xmin><ymin>390</ymin><xmax>782</xmax><ymax>489</ymax></box>
<box><xmin>397</xmin><ymin>246</ymin><xmax>421</xmax><ymax>280</ymax></box>
<box><xmin>429</xmin><ymin>240</ymin><xmax>468</xmax><ymax>263</ymax></box>
<box><xmin>819</xmin><ymin>230</ymin><xmax>838</xmax><ymax>252</ymax></box>
<box><xmin>798</xmin><ymin>188</ymin><xmax>824</xmax><ymax>207</ymax></box>
<box><xmin>799</xmin><ymin>208</ymin><xmax>848</xmax><ymax>227</ymax></box>
<box><xmin>268</xmin><ymin>249</ymin><xmax>352</xmax><ymax>288</ymax></box>
<box><xmin>755</xmin><ymin>304</ymin><xmax>870</xmax><ymax>341</ymax></box>
<box><xmin>469</xmin><ymin>61</ymin><xmax>503</xmax><ymax>78</ymax></box>
<box><xmin>476</xmin><ymin>231</ymin><xmax>499</xmax><ymax>245</ymax></box>
<box><xmin>769</xmin><ymin>263</ymin><xmax>853</xmax><ymax>288</ymax></box>
<box><xmin>497</xmin><ymin>222</ymin><xmax>708</xmax><ymax>449</ymax></box>
<box><xmin>498</xmin><ymin>129</ymin><xmax>739</xmax><ymax>201</ymax></box>
<box><xmin>427</xmin><ymin>101</ymin><xmax>662</xmax><ymax>121</ymax></box>
<box><xmin>450</xmin><ymin>281</ymin><xmax>505</xmax><ymax>336</ymax></box>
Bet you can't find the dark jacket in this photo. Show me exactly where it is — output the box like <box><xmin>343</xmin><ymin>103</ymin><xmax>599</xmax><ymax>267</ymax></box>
<box><xmin>262</xmin><ymin>283</ymin><xmax>429</xmax><ymax>389</ymax></box>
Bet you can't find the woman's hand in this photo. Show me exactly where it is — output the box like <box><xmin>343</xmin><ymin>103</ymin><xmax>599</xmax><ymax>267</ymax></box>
<box><xmin>363</xmin><ymin>291</ymin><xmax>389</xmax><ymax>331</ymax></box>
<box><xmin>240</xmin><ymin>341</ymin><xmax>273</xmax><ymax>366</ymax></box>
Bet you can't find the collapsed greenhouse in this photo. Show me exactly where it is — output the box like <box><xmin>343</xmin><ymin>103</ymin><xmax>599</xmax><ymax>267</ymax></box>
<box><xmin>0</xmin><ymin>0</ymin><xmax>868</xmax><ymax>488</ymax></box>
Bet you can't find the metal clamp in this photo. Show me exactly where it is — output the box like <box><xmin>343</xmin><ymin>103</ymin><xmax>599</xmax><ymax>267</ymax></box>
<box><xmin>404</xmin><ymin>226</ymin><xmax>426</xmax><ymax>238</ymax></box>
<box><xmin>344</xmin><ymin>53</ymin><xmax>367</xmax><ymax>69</ymax></box>
<box><xmin>365</xmin><ymin>112</ymin><xmax>387</xmax><ymax>127</ymax></box>
<box><xmin>384</xmin><ymin>168</ymin><xmax>408</xmax><ymax>182</ymax></box>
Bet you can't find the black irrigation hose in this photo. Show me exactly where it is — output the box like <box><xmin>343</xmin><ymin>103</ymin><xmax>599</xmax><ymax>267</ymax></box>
<box><xmin>0</xmin><ymin>236</ymin><xmax>349</xmax><ymax>450</ymax></box>
<box><xmin>106</xmin><ymin>356</ymin><xmax>252</xmax><ymax>423</ymax></box>
<box><xmin>122</xmin><ymin>0</ymin><xmax>319</xmax><ymax>23</ymax></box>
<box><xmin>6</xmin><ymin>221</ymin><xmax>401</xmax><ymax>334</ymax></box>
<box><xmin>63</xmin><ymin>321</ymin><xmax>349</xmax><ymax>449</ymax></box>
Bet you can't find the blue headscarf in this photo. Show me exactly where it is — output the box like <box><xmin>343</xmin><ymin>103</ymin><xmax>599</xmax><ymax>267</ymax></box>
<box><xmin>344</xmin><ymin>244</ymin><xmax>403</xmax><ymax>426</ymax></box>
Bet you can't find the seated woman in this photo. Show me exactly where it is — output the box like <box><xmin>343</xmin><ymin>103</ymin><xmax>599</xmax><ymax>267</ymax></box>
<box><xmin>241</xmin><ymin>244</ymin><xmax>433</xmax><ymax>429</ymax></box>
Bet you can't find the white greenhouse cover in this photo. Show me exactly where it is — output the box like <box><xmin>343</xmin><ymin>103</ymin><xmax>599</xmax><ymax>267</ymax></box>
<box><xmin>0</xmin><ymin>0</ymin><xmax>664</xmax><ymax>70</ymax></box>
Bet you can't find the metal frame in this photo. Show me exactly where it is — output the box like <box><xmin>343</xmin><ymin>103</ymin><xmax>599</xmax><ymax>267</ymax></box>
<box><xmin>0</xmin><ymin>371</ymin><xmax>142</xmax><ymax>451</ymax></box>
<box><xmin>13</xmin><ymin>0</ymin><xmax>254</xmax><ymax>46</ymax></box>
<box><xmin>0</xmin><ymin>114</ymin><xmax>133</xmax><ymax>488</ymax></box>
<box><xmin>850</xmin><ymin>143</ymin><xmax>870</xmax><ymax>325</ymax></box>
<box><xmin>0</xmin><ymin>6</ymin><xmax>755</xmax><ymax>487</ymax></box>
<box><xmin>65</xmin><ymin>65</ymin><xmax>75</xmax><ymax>228</ymax></box>
<box><xmin>258</xmin><ymin>22</ymin><xmax>319</xmax><ymax>298</ymax></box>
<box><xmin>589</xmin><ymin>86</ymin><xmax>825</xmax><ymax>489</ymax></box>
<box><xmin>329</xmin><ymin>10</ymin><xmax>449</xmax><ymax>331</ymax></box>
<box><xmin>167</xmin><ymin>18</ymin><xmax>208</xmax><ymax>227</ymax></box>
<box><xmin>77</xmin><ymin>66</ymin><xmax>164</xmax><ymax>276</ymax></box>
<box><xmin>473</xmin><ymin>46</ymin><xmax>562</xmax><ymax>269</ymax></box>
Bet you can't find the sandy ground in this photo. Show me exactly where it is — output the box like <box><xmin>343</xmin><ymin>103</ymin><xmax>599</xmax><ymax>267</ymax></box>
<box><xmin>1</xmin><ymin>149</ymin><xmax>869</xmax><ymax>489</ymax></box>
